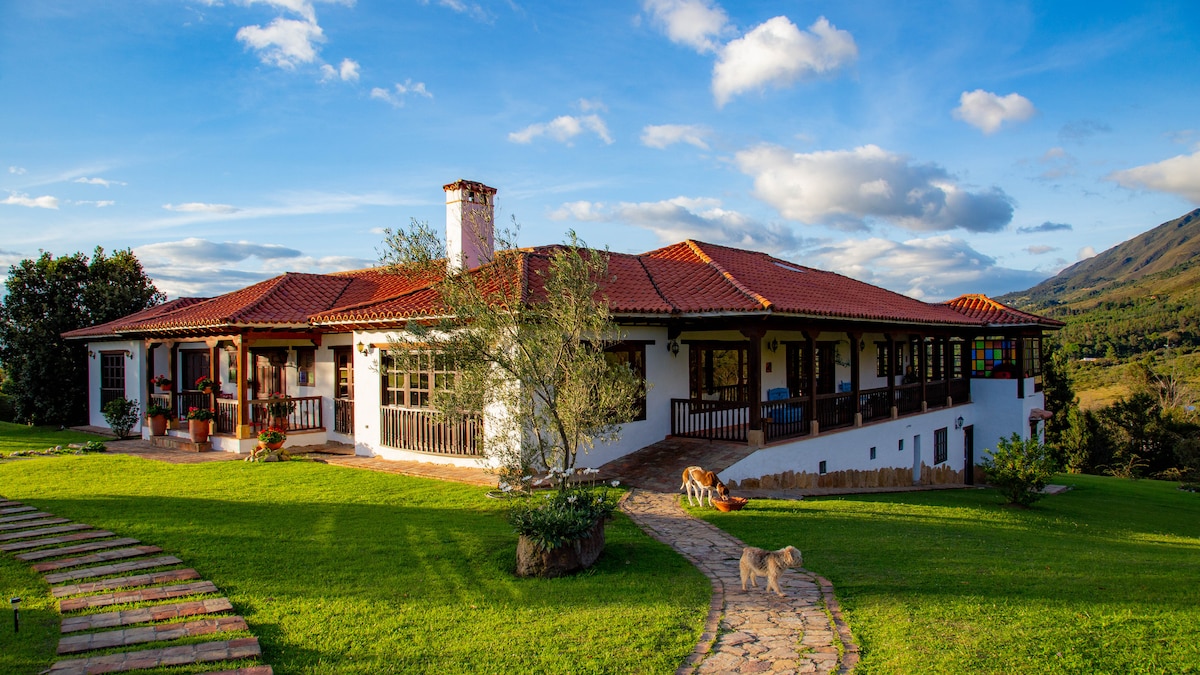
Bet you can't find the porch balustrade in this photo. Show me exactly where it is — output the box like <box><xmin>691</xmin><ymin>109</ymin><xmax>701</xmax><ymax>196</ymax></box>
<box><xmin>380</xmin><ymin>406</ymin><xmax>482</xmax><ymax>456</ymax></box>
<box><xmin>926</xmin><ymin>380</ymin><xmax>948</xmax><ymax>408</ymax></box>
<box><xmin>173</xmin><ymin>391</ymin><xmax>211</xmax><ymax>420</ymax></box>
<box><xmin>334</xmin><ymin>398</ymin><xmax>354</xmax><ymax>435</ymax></box>
<box><xmin>894</xmin><ymin>383</ymin><xmax>923</xmax><ymax>415</ymax></box>
<box><xmin>251</xmin><ymin>396</ymin><xmax>323</xmax><ymax>433</ymax></box>
<box><xmin>761</xmin><ymin>396</ymin><xmax>808</xmax><ymax>442</ymax></box>
<box><xmin>859</xmin><ymin>388</ymin><xmax>892</xmax><ymax>423</ymax></box>
<box><xmin>670</xmin><ymin>398</ymin><xmax>749</xmax><ymax>442</ymax></box>
<box><xmin>949</xmin><ymin>378</ymin><xmax>970</xmax><ymax>404</ymax></box>
<box><xmin>815</xmin><ymin>392</ymin><xmax>856</xmax><ymax>431</ymax></box>
<box><xmin>215</xmin><ymin>400</ymin><xmax>237</xmax><ymax>435</ymax></box>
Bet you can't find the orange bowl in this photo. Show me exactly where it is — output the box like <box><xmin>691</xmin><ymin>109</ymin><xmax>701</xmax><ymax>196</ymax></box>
<box><xmin>712</xmin><ymin>496</ymin><xmax>748</xmax><ymax>512</ymax></box>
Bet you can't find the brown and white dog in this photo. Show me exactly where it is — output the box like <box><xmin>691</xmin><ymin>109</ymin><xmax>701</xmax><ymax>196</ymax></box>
<box><xmin>680</xmin><ymin>465</ymin><xmax>730</xmax><ymax>507</ymax></box>
<box><xmin>739</xmin><ymin>545</ymin><xmax>803</xmax><ymax>597</ymax></box>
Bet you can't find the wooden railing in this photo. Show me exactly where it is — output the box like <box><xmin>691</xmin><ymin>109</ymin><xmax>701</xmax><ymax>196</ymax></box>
<box><xmin>671</xmin><ymin>398</ymin><xmax>748</xmax><ymax>442</ymax></box>
<box><xmin>215</xmin><ymin>400</ymin><xmax>237</xmax><ymax>435</ymax></box>
<box><xmin>380</xmin><ymin>406</ymin><xmax>482</xmax><ymax>456</ymax></box>
<box><xmin>895</xmin><ymin>384</ymin><xmax>923</xmax><ymax>415</ymax></box>
<box><xmin>949</xmin><ymin>378</ymin><xmax>970</xmax><ymax>404</ymax></box>
<box><xmin>859</xmin><ymin>388</ymin><xmax>892</xmax><ymax>423</ymax></box>
<box><xmin>926</xmin><ymin>381</ymin><xmax>948</xmax><ymax>409</ymax></box>
<box><xmin>250</xmin><ymin>396</ymin><xmax>323</xmax><ymax>433</ymax></box>
<box><xmin>334</xmin><ymin>398</ymin><xmax>353</xmax><ymax>435</ymax></box>
<box><xmin>174</xmin><ymin>391</ymin><xmax>211</xmax><ymax>420</ymax></box>
<box><xmin>761</xmin><ymin>396</ymin><xmax>807</xmax><ymax>442</ymax></box>
<box><xmin>815</xmin><ymin>392</ymin><xmax>855</xmax><ymax>431</ymax></box>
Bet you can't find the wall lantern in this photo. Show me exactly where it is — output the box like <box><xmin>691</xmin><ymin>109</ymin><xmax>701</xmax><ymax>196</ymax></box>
<box><xmin>126</xmin><ymin>350</ymin><xmax>134</xmax><ymax>360</ymax></box>
<box><xmin>955</xmin><ymin>416</ymin><xmax>964</xmax><ymax>430</ymax></box>
<box><xmin>357</xmin><ymin>341</ymin><xmax>374</xmax><ymax>356</ymax></box>
<box><xmin>87</xmin><ymin>350</ymin><xmax>95</xmax><ymax>359</ymax></box>
<box><xmin>10</xmin><ymin>596</ymin><xmax>20</xmax><ymax>633</ymax></box>
<box><xmin>667</xmin><ymin>339</ymin><xmax>680</xmax><ymax>357</ymax></box>
<box><xmin>860</xmin><ymin>339</ymin><xmax>866</xmax><ymax>352</ymax></box>
<box><xmin>767</xmin><ymin>338</ymin><xmax>779</xmax><ymax>353</ymax></box>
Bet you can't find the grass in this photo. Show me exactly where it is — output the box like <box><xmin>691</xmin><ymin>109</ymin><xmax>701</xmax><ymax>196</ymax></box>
<box><xmin>695</xmin><ymin>476</ymin><xmax>1200</xmax><ymax>674</ymax></box>
<box><xmin>0</xmin><ymin>421</ymin><xmax>108</xmax><ymax>456</ymax></box>
<box><xmin>0</xmin><ymin>446</ymin><xmax>708</xmax><ymax>674</ymax></box>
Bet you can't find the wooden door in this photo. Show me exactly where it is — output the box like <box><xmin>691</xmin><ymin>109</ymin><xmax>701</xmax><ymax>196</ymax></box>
<box><xmin>252</xmin><ymin>350</ymin><xmax>287</xmax><ymax>399</ymax></box>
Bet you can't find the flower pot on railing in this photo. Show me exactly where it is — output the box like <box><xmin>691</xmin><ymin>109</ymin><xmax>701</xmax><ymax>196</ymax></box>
<box><xmin>189</xmin><ymin>419</ymin><xmax>211</xmax><ymax>444</ymax></box>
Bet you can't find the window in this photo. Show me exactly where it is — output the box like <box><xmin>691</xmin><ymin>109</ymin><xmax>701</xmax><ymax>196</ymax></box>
<box><xmin>297</xmin><ymin>348</ymin><xmax>316</xmax><ymax>387</ymax></box>
<box><xmin>182</xmin><ymin>351</ymin><xmax>210</xmax><ymax>390</ymax></box>
<box><xmin>819</xmin><ymin>460</ymin><xmax>827</xmax><ymax>475</ymax></box>
<box><xmin>381</xmin><ymin>350</ymin><xmax>456</xmax><ymax>408</ymax></box>
<box><xmin>815</xmin><ymin>342</ymin><xmax>836</xmax><ymax>394</ymax></box>
<box><xmin>972</xmin><ymin>336</ymin><xmax>1016</xmax><ymax>377</ymax></box>
<box><xmin>934</xmin><ymin>427</ymin><xmax>948</xmax><ymax>464</ymax></box>
<box><xmin>689</xmin><ymin>343</ymin><xmax>748</xmax><ymax>401</ymax></box>
<box><xmin>1024</xmin><ymin>337</ymin><xmax>1043</xmax><ymax>392</ymax></box>
<box><xmin>898</xmin><ymin>438</ymin><xmax>904</xmax><ymax>453</ymax></box>
<box><xmin>333</xmin><ymin>347</ymin><xmax>353</xmax><ymax>400</ymax></box>
<box><xmin>950</xmin><ymin>339</ymin><xmax>966</xmax><ymax>379</ymax></box>
<box><xmin>875</xmin><ymin>342</ymin><xmax>890</xmax><ymax>377</ymax></box>
<box><xmin>785</xmin><ymin>343</ymin><xmax>809</xmax><ymax>397</ymax></box>
<box><xmin>869</xmin><ymin>446</ymin><xmax>877</xmax><ymax>460</ymax></box>
<box><xmin>100</xmin><ymin>352</ymin><xmax>125</xmax><ymax>408</ymax></box>
<box><xmin>925</xmin><ymin>338</ymin><xmax>944</xmax><ymax>381</ymax></box>
<box><xmin>604</xmin><ymin>342</ymin><xmax>647</xmax><ymax>421</ymax></box>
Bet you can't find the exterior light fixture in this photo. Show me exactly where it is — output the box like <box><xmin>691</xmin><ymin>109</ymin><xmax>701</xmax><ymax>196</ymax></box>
<box><xmin>10</xmin><ymin>597</ymin><xmax>19</xmax><ymax>633</ymax></box>
<box><xmin>126</xmin><ymin>350</ymin><xmax>134</xmax><ymax>360</ymax></box>
<box><xmin>955</xmin><ymin>416</ymin><xmax>964</xmax><ymax>430</ymax></box>
<box><xmin>860</xmin><ymin>340</ymin><xmax>866</xmax><ymax>352</ymax></box>
<box><xmin>87</xmin><ymin>350</ymin><xmax>95</xmax><ymax>359</ymax></box>
<box><xmin>767</xmin><ymin>339</ymin><xmax>779</xmax><ymax>353</ymax></box>
<box><xmin>357</xmin><ymin>341</ymin><xmax>370</xmax><ymax>355</ymax></box>
<box><xmin>667</xmin><ymin>339</ymin><xmax>680</xmax><ymax>357</ymax></box>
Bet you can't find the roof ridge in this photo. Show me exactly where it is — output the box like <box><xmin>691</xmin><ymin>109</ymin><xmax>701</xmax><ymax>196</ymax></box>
<box><xmin>685</xmin><ymin>240</ymin><xmax>774</xmax><ymax>311</ymax></box>
<box><xmin>227</xmin><ymin>274</ymin><xmax>291</xmax><ymax>323</ymax></box>
<box><xmin>635</xmin><ymin>254</ymin><xmax>678</xmax><ymax>314</ymax></box>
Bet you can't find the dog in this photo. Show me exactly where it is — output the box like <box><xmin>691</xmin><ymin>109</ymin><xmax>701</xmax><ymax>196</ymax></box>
<box><xmin>680</xmin><ymin>465</ymin><xmax>730</xmax><ymax>507</ymax></box>
<box><xmin>739</xmin><ymin>545</ymin><xmax>803</xmax><ymax>596</ymax></box>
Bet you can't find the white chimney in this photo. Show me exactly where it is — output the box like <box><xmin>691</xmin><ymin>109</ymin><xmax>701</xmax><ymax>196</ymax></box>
<box><xmin>444</xmin><ymin>179</ymin><xmax>496</xmax><ymax>272</ymax></box>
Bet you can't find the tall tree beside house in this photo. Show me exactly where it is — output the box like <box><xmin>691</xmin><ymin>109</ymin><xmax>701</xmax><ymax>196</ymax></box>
<box><xmin>379</xmin><ymin>220</ymin><xmax>642</xmax><ymax>478</ymax></box>
<box><xmin>0</xmin><ymin>247</ymin><xmax>162</xmax><ymax>425</ymax></box>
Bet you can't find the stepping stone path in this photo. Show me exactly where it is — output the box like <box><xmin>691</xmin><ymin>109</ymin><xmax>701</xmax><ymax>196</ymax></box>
<box><xmin>0</xmin><ymin>495</ymin><xmax>272</xmax><ymax>675</ymax></box>
<box><xmin>621</xmin><ymin>490</ymin><xmax>859</xmax><ymax>675</ymax></box>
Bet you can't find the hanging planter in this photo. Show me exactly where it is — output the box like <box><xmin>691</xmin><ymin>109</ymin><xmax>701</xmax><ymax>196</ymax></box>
<box><xmin>150</xmin><ymin>375</ymin><xmax>173</xmax><ymax>392</ymax></box>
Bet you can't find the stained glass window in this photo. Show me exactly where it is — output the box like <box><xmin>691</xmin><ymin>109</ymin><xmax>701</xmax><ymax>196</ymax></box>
<box><xmin>971</xmin><ymin>336</ymin><xmax>1016</xmax><ymax>377</ymax></box>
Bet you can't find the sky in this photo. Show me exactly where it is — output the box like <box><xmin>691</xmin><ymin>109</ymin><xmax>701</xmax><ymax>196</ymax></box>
<box><xmin>2</xmin><ymin>1</ymin><xmax>1199</xmax><ymax>303</ymax></box>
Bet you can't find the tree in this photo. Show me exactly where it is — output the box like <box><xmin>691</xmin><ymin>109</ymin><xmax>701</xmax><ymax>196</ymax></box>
<box><xmin>0</xmin><ymin>247</ymin><xmax>163</xmax><ymax>425</ymax></box>
<box><xmin>982</xmin><ymin>433</ymin><xmax>1059</xmax><ymax>507</ymax></box>
<box><xmin>1040</xmin><ymin>340</ymin><xmax>1075</xmax><ymax>453</ymax></box>
<box><xmin>379</xmin><ymin>220</ymin><xmax>642</xmax><ymax>479</ymax></box>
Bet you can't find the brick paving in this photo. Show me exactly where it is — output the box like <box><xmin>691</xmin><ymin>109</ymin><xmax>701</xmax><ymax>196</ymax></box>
<box><xmin>317</xmin><ymin>454</ymin><xmax>495</xmax><ymax>485</ymax></box>
<box><xmin>0</xmin><ymin>495</ymin><xmax>272</xmax><ymax>673</ymax></box>
<box><xmin>1</xmin><ymin>530</ymin><xmax>117</xmax><ymax>552</ymax></box>
<box><xmin>15</xmin><ymin>537</ymin><xmax>141</xmax><ymax>561</ymax></box>
<box><xmin>53</xmin><ymin>569</ymin><xmax>204</xmax><ymax>598</ymax></box>
<box><xmin>621</xmin><ymin>490</ymin><xmax>858</xmax><ymax>675</ymax></box>
<box><xmin>598</xmin><ymin>436</ymin><xmax>759</xmax><ymax>492</ymax></box>
<box><xmin>59</xmin><ymin>581</ymin><xmax>219</xmax><ymax>612</ymax></box>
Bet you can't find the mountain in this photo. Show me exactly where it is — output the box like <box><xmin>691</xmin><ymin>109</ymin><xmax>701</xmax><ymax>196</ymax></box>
<box><xmin>1000</xmin><ymin>208</ymin><xmax>1200</xmax><ymax>311</ymax></box>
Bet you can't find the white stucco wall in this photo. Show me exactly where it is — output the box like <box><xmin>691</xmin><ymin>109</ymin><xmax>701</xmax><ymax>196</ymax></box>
<box><xmin>86</xmin><ymin>340</ymin><xmax>146</xmax><ymax>431</ymax></box>
<box><xmin>970</xmin><ymin>377</ymin><xmax>1045</xmax><ymax>458</ymax></box>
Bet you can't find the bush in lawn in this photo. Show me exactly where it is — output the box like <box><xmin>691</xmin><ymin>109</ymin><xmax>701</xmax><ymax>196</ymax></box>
<box><xmin>101</xmin><ymin>397</ymin><xmax>140</xmax><ymax>439</ymax></box>
<box><xmin>982</xmin><ymin>433</ymin><xmax>1059</xmax><ymax>506</ymax></box>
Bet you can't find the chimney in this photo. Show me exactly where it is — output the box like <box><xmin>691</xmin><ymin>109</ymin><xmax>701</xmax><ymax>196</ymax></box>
<box><xmin>443</xmin><ymin>179</ymin><xmax>497</xmax><ymax>272</ymax></box>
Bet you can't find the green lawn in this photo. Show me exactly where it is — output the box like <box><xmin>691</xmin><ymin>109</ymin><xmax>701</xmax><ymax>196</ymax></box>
<box><xmin>696</xmin><ymin>476</ymin><xmax>1200</xmax><ymax>675</ymax></box>
<box><xmin>0</xmin><ymin>447</ymin><xmax>708</xmax><ymax>674</ymax></box>
<box><xmin>0</xmin><ymin>421</ymin><xmax>108</xmax><ymax>456</ymax></box>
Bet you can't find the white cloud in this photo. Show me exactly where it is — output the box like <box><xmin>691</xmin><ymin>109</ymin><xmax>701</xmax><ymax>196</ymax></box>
<box><xmin>237</xmin><ymin>17</ymin><xmax>325</xmax><ymax>68</ymax></box>
<box><xmin>1017</xmin><ymin>221</ymin><xmax>1072</xmax><ymax>234</ymax></box>
<box><xmin>642</xmin><ymin>0</ymin><xmax>732</xmax><ymax>53</ymax></box>
<box><xmin>370</xmin><ymin>79</ymin><xmax>432</xmax><ymax>107</ymax></box>
<box><xmin>550</xmin><ymin>195</ymin><xmax>803</xmax><ymax>253</ymax></box>
<box><xmin>74</xmin><ymin>177</ymin><xmax>127</xmax><ymax>187</ymax></box>
<box><xmin>953</xmin><ymin>90</ymin><xmax>1036</xmax><ymax>135</ymax></box>
<box><xmin>641</xmin><ymin>124</ymin><xmax>710</xmax><ymax>150</ymax></box>
<box><xmin>8</xmin><ymin>166</ymin><xmax>26</xmax><ymax>175</ymax></box>
<box><xmin>163</xmin><ymin>202</ymin><xmax>241</xmax><ymax>214</ymax></box>
<box><xmin>713</xmin><ymin>16</ymin><xmax>857</xmax><ymax>107</ymax></box>
<box><xmin>806</xmin><ymin>235</ymin><xmax>1048</xmax><ymax>301</ymax></box>
<box><xmin>509</xmin><ymin>114</ymin><xmax>613</xmax><ymax>146</ymax></box>
<box><xmin>735</xmin><ymin>143</ymin><xmax>1014</xmax><ymax>233</ymax></box>
<box><xmin>2</xmin><ymin>193</ymin><xmax>59</xmax><ymax>209</ymax></box>
<box><xmin>1078</xmin><ymin>246</ymin><xmax>1097</xmax><ymax>260</ymax></box>
<box><xmin>1106</xmin><ymin>150</ymin><xmax>1200</xmax><ymax>204</ymax></box>
<box><xmin>136</xmin><ymin>238</ymin><xmax>302</xmax><ymax>265</ymax></box>
<box><xmin>1025</xmin><ymin>245</ymin><xmax>1058</xmax><ymax>255</ymax></box>
<box><xmin>320</xmin><ymin>57</ymin><xmax>360</xmax><ymax>82</ymax></box>
<box><xmin>73</xmin><ymin>200</ymin><xmax>116</xmax><ymax>208</ymax></box>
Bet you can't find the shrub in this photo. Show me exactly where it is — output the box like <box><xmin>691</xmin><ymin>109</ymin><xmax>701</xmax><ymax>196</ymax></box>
<box><xmin>508</xmin><ymin>468</ymin><xmax>620</xmax><ymax>551</ymax></box>
<box><xmin>101</xmin><ymin>397</ymin><xmax>141</xmax><ymax>439</ymax></box>
<box><xmin>982</xmin><ymin>433</ymin><xmax>1059</xmax><ymax>507</ymax></box>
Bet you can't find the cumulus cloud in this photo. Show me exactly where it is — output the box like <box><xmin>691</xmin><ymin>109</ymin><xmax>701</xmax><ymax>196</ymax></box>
<box><xmin>237</xmin><ymin>17</ymin><xmax>325</xmax><ymax>68</ymax></box>
<box><xmin>736</xmin><ymin>143</ymin><xmax>1015</xmax><ymax>233</ymax></box>
<box><xmin>163</xmin><ymin>202</ymin><xmax>241</xmax><ymax>214</ymax></box>
<box><xmin>641</xmin><ymin>124</ymin><xmax>711</xmax><ymax>150</ymax></box>
<box><xmin>1078</xmin><ymin>246</ymin><xmax>1097</xmax><ymax>260</ymax></box>
<box><xmin>713</xmin><ymin>16</ymin><xmax>856</xmax><ymax>107</ymax></box>
<box><xmin>806</xmin><ymin>235</ymin><xmax>1048</xmax><ymax>300</ymax></box>
<box><xmin>509</xmin><ymin>114</ymin><xmax>613</xmax><ymax>146</ymax></box>
<box><xmin>320</xmin><ymin>57</ymin><xmax>360</xmax><ymax>82</ymax></box>
<box><xmin>8</xmin><ymin>166</ymin><xmax>27</xmax><ymax>175</ymax></box>
<box><xmin>2</xmin><ymin>193</ymin><xmax>59</xmax><ymax>209</ymax></box>
<box><xmin>952</xmin><ymin>90</ymin><xmax>1036</xmax><ymax>134</ymax></box>
<box><xmin>1106</xmin><ymin>150</ymin><xmax>1200</xmax><ymax>204</ymax></box>
<box><xmin>74</xmin><ymin>177</ymin><xmax>127</xmax><ymax>187</ymax></box>
<box><xmin>550</xmin><ymin>195</ymin><xmax>803</xmax><ymax>253</ymax></box>
<box><xmin>1017</xmin><ymin>221</ymin><xmax>1072</xmax><ymax>234</ymax></box>
<box><xmin>1025</xmin><ymin>245</ymin><xmax>1058</xmax><ymax>255</ymax></box>
<box><xmin>641</xmin><ymin>0</ymin><xmax>732</xmax><ymax>53</ymax></box>
<box><xmin>370</xmin><ymin>79</ymin><xmax>432</xmax><ymax>107</ymax></box>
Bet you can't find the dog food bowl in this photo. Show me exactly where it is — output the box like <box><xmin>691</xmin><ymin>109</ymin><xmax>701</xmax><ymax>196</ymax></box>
<box><xmin>712</xmin><ymin>496</ymin><xmax>748</xmax><ymax>512</ymax></box>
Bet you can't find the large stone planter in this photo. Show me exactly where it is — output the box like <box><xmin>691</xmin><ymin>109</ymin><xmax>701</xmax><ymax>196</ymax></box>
<box><xmin>515</xmin><ymin>518</ymin><xmax>607</xmax><ymax>578</ymax></box>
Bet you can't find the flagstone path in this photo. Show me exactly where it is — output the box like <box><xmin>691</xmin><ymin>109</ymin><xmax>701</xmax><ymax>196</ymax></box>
<box><xmin>621</xmin><ymin>490</ymin><xmax>858</xmax><ymax>675</ymax></box>
<box><xmin>0</xmin><ymin>496</ymin><xmax>272</xmax><ymax>675</ymax></box>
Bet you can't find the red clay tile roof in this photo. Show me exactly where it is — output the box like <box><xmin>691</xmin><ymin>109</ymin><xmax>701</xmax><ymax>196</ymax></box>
<box><xmin>62</xmin><ymin>297</ymin><xmax>209</xmax><ymax>339</ymax></box>
<box><xmin>941</xmin><ymin>294</ymin><xmax>1065</xmax><ymax>328</ymax></box>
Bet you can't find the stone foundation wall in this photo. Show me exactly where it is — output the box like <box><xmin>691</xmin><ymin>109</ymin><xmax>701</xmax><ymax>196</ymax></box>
<box><xmin>728</xmin><ymin>462</ymin><xmax>965</xmax><ymax>490</ymax></box>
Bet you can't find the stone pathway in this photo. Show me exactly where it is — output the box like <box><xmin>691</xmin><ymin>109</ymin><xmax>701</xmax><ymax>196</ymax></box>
<box><xmin>621</xmin><ymin>490</ymin><xmax>858</xmax><ymax>675</ymax></box>
<box><xmin>0</xmin><ymin>494</ymin><xmax>272</xmax><ymax>675</ymax></box>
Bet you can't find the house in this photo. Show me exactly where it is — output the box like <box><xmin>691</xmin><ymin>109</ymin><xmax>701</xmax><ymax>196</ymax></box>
<box><xmin>65</xmin><ymin>179</ymin><xmax>1063</xmax><ymax>488</ymax></box>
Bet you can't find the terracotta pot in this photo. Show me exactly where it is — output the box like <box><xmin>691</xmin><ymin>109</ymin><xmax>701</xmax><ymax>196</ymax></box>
<box><xmin>148</xmin><ymin>414</ymin><xmax>168</xmax><ymax>437</ymax></box>
<box><xmin>515</xmin><ymin>518</ymin><xmax>607</xmax><ymax>578</ymax></box>
<box><xmin>201</xmin><ymin>386</ymin><xmax>213</xmax><ymax>394</ymax></box>
<box><xmin>712</xmin><ymin>496</ymin><xmax>749</xmax><ymax>512</ymax></box>
<box><xmin>266</xmin><ymin>440</ymin><xmax>284</xmax><ymax>450</ymax></box>
<box><xmin>159</xmin><ymin>384</ymin><xmax>172</xmax><ymax>392</ymax></box>
<box><xmin>189</xmin><ymin>419</ymin><xmax>211</xmax><ymax>444</ymax></box>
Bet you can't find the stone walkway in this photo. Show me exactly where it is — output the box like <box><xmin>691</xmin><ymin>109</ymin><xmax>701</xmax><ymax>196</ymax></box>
<box><xmin>0</xmin><ymin>497</ymin><xmax>272</xmax><ymax>675</ymax></box>
<box><xmin>621</xmin><ymin>490</ymin><xmax>858</xmax><ymax>675</ymax></box>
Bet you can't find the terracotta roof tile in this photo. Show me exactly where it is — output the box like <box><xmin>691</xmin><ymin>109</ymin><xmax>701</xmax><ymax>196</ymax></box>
<box><xmin>941</xmin><ymin>294</ymin><xmax>1065</xmax><ymax>327</ymax></box>
<box><xmin>62</xmin><ymin>298</ymin><xmax>209</xmax><ymax>339</ymax></box>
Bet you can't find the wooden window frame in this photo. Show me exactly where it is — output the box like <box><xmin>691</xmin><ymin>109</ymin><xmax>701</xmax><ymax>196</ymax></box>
<box><xmin>99</xmin><ymin>351</ymin><xmax>126</xmax><ymax>409</ymax></box>
<box><xmin>604</xmin><ymin>341</ymin><xmax>648</xmax><ymax>421</ymax></box>
<box><xmin>297</xmin><ymin>347</ymin><xmax>316</xmax><ymax>388</ymax></box>
<box><xmin>687</xmin><ymin>341</ymin><xmax>749</xmax><ymax>401</ymax></box>
<box><xmin>934</xmin><ymin>427</ymin><xmax>948</xmax><ymax>465</ymax></box>
<box><xmin>381</xmin><ymin>350</ymin><xmax>456</xmax><ymax>409</ymax></box>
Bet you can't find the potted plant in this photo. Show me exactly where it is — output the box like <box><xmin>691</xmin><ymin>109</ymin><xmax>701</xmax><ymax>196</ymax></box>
<box><xmin>194</xmin><ymin>376</ymin><xmax>216</xmax><ymax>394</ymax></box>
<box><xmin>186</xmin><ymin>406</ymin><xmax>215</xmax><ymax>444</ymax></box>
<box><xmin>150</xmin><ymin>374</ymin><xmax>173</xmax><ymax>391</ymax></box>
<box><xmin>508</xmin><ymin>468</ymin><xmax>620</xmax><ymax>578</ymax></box>
<box><xmin>257</xmin><ymin>426</ymin><xmax>287</xmax><ymax>450</ymax></box>
<box><xmin>145</xmin><ymin>401</ymin><xmax>172</xmax><ymax>436</ymax></box>
<box><xmin>266</xmin><ymin>393</ymin><xmax>296</xmax><ymax>430</ymax></box>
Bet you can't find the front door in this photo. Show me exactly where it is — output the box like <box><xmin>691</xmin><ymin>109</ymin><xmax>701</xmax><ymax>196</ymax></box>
<box><xmin>964</xmin><ymin>425</ymin><xmax>975</xmax><ymax>485</ymax></box>
<box><xmin>252</xmin><ymin>349</ymin><xmax>287</xmax><ymax>399</ymax></box>
<box><xmin>912</xmin><ymin>434</ymin><xmax>922</xmax><ymax>484</ymax></box>
<box><xmin>333</xmin><ymin>347</ymin><xmax>354</xmax><ymax>435</ymax></box>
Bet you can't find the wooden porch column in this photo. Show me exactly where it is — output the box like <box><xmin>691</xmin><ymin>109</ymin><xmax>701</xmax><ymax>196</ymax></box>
<box><xmin>886</xmin><ymin>333</ymin><xmax>897</xmax><ymax>418</ymax></box>
<box><xmin>804</xmin><ymin>330</ymin><xmax>818</xmax><ymax>435</ymax></box>
<box><xmin>848</xmin><ymin>331</ymin><xmax>862</xmax><ymax>426</ymax></box>
<box><xmin>1015</xmin><ymin>335</ymin><xmax>1025</xmax><ymax>400</ymax></box>
<box><xmin>236</xmin><ymin>335</ymin><xmax>252</xmax><ymax>439</ymax></box>
<box><xmin>741</xmin><ymin>326</ymin><xmax>766</xmax><ymax>447</ymax></box>
<box><xmin>206</xmin><ymin>338</ymin><xmax>220</xmax><ymax>411</ymax></box>
<box><xmin>943</xmin><ymin>336</ymin><xmax>954</xmax><ymax>406</ymax></box>
<box><xmin>144</xmin><ymin>341</ymin><xmax>156</xmax><ymax>411</ymax></box>
<box><xmin>167</xmin><ymin>343</ymin><xmax>179</xmax><ymax>415</ymax></box>
<box><xmin>918</xmin><ymin>334</ymin><xmax>928</xmax><ymax>412</ymax></box>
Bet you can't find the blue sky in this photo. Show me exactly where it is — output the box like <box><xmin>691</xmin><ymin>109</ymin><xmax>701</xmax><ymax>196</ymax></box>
<box><xmin>2</xmin><ymin>1</ymin><xmax>1199</xmax><ymax>301</ymax></box>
